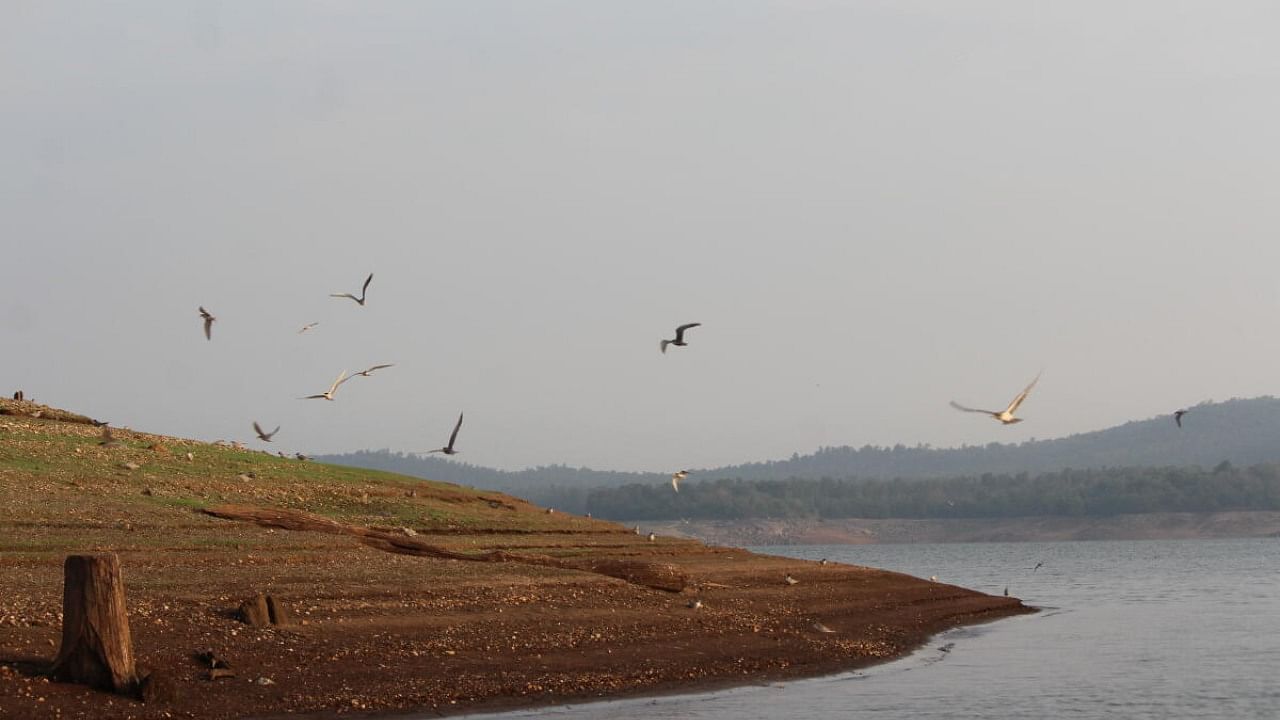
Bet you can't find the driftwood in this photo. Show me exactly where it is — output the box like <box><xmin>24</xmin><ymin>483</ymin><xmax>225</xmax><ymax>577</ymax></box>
<box><xmin>49</xmin><ymin>554</ymin><xmax>138</xmax><ymax>693</ymax></box>
<box><xmin>202</xmin><ymin>504</ymin><xmax>688</xmax><ymax>592</ymax></box>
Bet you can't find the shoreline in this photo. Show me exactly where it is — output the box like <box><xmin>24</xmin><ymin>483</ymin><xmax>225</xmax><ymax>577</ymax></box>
<box><xmin>0</xmin><ymin>407</ymin><xmax>1031</xmax><ymax>719</ymax></box>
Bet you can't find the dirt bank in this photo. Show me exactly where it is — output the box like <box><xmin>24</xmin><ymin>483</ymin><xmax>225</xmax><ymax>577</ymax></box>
<box><xmin>0</xmin><ymin>404</ymin><xmax>1029</xmax><ymax>719</ymax></box>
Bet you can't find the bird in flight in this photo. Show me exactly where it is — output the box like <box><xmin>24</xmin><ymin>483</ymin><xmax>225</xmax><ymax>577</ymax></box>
<box><xmin>198</xmin><ymin>307</ymin><xmax>216</xmax><ymax>341</ymax></box>
<box><xmin>671</xmin><ymin>470</ymin><xmax>689</xmax><ymax>493</ymax></box>
<box><xmin>331</xmin><ymin>273</ymin><xmax>373</xmax><ymax>306</ymax></box>
<box><xmin>253</xmin><ymin>422</ymin><xmax>280</xmax><ymax>442</ymax></box>
<box><xmin>348</xmin><ymin>363</ymin><xmax>395</xmax><ymax>379</ymax></box>
<box><xmin>812</xmin><ymin>622</ymin><xmax>836</xmax><ymax>634</ymax></box>
<box><xmin>297</xmin><ymin>322</ymin><xmax>319</xmax><ymax>334</ymax></box>
<box><xmin>427</xmin><ymin>412</ymin><xmax>464</xmax><ymax>455</ymax></box>
<box><xmin>301</xmin><ymin>370</ymin><xmax>349</xmax><ymax>401</ymax></box>
<box><xmin>1174</xmin><ymin>409</ymin><xmax>1189</xmax><ymax>428</ymax></box>
<box><xmin>660</xmin><ymin>323</ymin><xmax>701</xmax><ymax>354</ymax></box>
<box><xmin>98</xmin><ymin>425</ymin><xmax>121</xmax><ymax>448</ymax></box>
<box><xmin>950</xmin><ymin>372</ymin><xmax>1042</xmax><ymax>425</ymax></box>
<box><xmin>1033</xmin><ymin>561</ymin><xmax>1044</xmax><ymax>572</ymax></box>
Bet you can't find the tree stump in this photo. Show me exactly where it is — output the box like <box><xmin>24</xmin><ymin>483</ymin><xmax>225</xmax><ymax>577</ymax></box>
<box><xmin>49</xmin><ymin>554</ymin><xmax>138</xmax><ymax>693</ymax></box>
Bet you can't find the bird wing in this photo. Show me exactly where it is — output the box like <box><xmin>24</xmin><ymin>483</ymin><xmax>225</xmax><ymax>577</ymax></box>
<box><xmin>660</xmin><ymin>339</ymin><xmax>670</xmax><ymax>354</ymax></box>
<box><xmin>356</xmin><ymin>364</ymin><xmax>394</xmax><ymax>376</ymax></box>
<box><xmin>203</xmin><ymin>317</ymin><xmax>213</xmax><ymax>340</ymax></box>
<box><xmin>671</xmin><ymin>475</ymin><xmax>680</xmax><ymax>492</ymax></box>
<box><xmin>445</xmin><ymin>412</ymin><xmax>464</xmax><ymax>450</ymax></box>
<box><xmin>950</xmin><ymin>401</ymin><xmax>999</xmax><ymax>415</ymax></box>
<box><xmin>360</xmin><ymin>273</ymin><xmax>373</xmax><ymax>299</ymax></box>
<box><xmin>253</xmin><ymin>421</ymin><xmax>265</xmax><ymax>437</ymax></box>
<box><xmin>1004</xmin><ymin>372</ymin><xmax>1041</xmax><ymax>414</ymax></box>
<box><xmin>673</xmin><ymin>323</ymin><xmax>701</xmax><ymax>342</ymax></box>
<box><xmin>328</xmin><ymin>370</ymin><xmax>349</xmax><ymax>394</ymax></box>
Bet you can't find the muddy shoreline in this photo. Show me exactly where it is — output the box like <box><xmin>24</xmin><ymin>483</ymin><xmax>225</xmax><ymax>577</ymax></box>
<box><xmin>0</xmin><ymin>408</ymin><xmax>1031</xmax><ymax>719</ymax></box>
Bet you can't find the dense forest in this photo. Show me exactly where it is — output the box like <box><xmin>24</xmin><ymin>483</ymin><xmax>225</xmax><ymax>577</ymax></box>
<box><xmin>318</xmin><ymin>397</ymin><xmax>1280</xmax><ymax>517</ymax></box>
<box><xmin>584</xmin><ymin>463</ymin><xmax>1280</xmax><ymax>521</ymax></box>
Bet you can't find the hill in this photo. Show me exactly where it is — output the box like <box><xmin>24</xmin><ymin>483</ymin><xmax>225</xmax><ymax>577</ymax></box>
<box><xmin>0</xmin><ymin>398</ymin><xmax>1025</xmax><ymax>719</ymax></box>
<box><xmin>320</xmin><ymin>397</ymin><xmax>1280</xmax><ymax>514</ymax></box>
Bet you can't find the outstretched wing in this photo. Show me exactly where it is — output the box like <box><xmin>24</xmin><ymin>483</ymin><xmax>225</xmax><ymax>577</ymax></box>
<box><xmin>203</xmin><ymin>317</ymin><xmax>213</xmax><ymax>340</ymax></box>
<box><xmin>330</xmin><ymin>292</ymin><xmax>357</xmax><ymax>301</ymax></box>
<box><xmin>253</xmin><ymin>421</ymin><xmax>266</xmax><ymax>437</ymax></box>
<box><xmin>445</xmin><ymin>412</ymin><xmax>464</xmax><ymax>451</ymax></box>
<box><xmin>360</xmin><ymin>273</ymin><xmax>374</xmax><ymax>299</ymax></box>
<box><xmin>950</xmin><ymin>401</ymin><xmax>997</xmax><ymax>415</ymax></box>
<box><xmin>328</xmin><ymin>370</ymin><xmax>350</xmax><ymax>394</ymax></box>
<box><xmin>1004</xmin><ymin>372</ymin><xmax>1041</xmax><ymax>415</ymax></box>
<box><xmin>673</xmin><ymin>322</ymin><xmax>701</xmax><ymax>343</ymax></box>
<box><xmin>357</xmin><ymin>363</ymin><xmax>394</xmax><ymax>376</ymax></box>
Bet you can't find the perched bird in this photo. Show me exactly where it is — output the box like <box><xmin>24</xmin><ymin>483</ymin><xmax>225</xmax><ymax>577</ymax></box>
<box><xmin>89</xmin><ymin>419</ymin><xmax>109</xmax><ymax>427</ymax></box>
<box><xmin>301</xmin><ymin>370</ymin><xmax>349</xmax><ymax>401</ymax></box>
<box><xmin>647</xmin><ymin>532</ymin><xmax>657</xmax><ymax>542</ymax></box>
<box><xmin>784</xmin><ymin>574</ymin><xmax>799</xmax><ymax>586</ymax></box>
<box><xmin>331</xmin><ymin>273</ymin><xmax>373</xmax><ymax>306</ymax></box>
<box><xmin>99</xmin><ymin>425</ymin><xmax>121</xmax><ymax>448</ymax></box>
<box><xmin>348</xmin><ymin>363</ymin><xmax>395</xmax><ymax>379</ymax></box>
<box><xmin>671</xmin><ymin>470</ymin><xmax>689</xmax><ymax>493</ymax></box>
<box><xmin>297</xmin><ymin>322</ymin><xmax>319</xmax><ymax>334</ymax></box>
<box><xmin>1174</xmin><ymin>409</ymin><xmax>1189</xmax><ymax>428</ymax></box>
<box><xmin>950</xmin><ymin>372</ymin><xmax>1042</xmax><ymax>425</ymax></box>
<box><xmin>687</xmin><ymin>599</ymin><xmax>703</xmax><ymax>610</ymax></box>
<box><xmin>1004</xmin><ymin>587</ymin><xmax>1009</xmax><ymax>596</ymax></box>
<box><xmin>812</xmin><ymin>622</ymin><xmax>836</xmax><ymax>634</ymax></box>
<box><xmin>819</xmin><ymin>558</ymin><xmax>829</xmax><ymax>566</ymax></box>
<box><xmin>198</xmin><ymin>306</ymin><xmax>216</xmax><ymax>341</ymax></box>
<box><xmin>427</xmin><ymin>413</ymin><xmax>464</xmax><ymax>455</ymax></box>
<box><xmin>295</xmin><ymin>453</ymin><xmax>309</xmax><ymax>461</ymax></box>
<box><xmin>660</xmin><ymin>323</ymin><xmax>701</xmax><ymax>354</ymax></box>
<box><xmin>252</xmin><ymin>422</ymin><xmax>280</xmax><ymax>442</ymax></box>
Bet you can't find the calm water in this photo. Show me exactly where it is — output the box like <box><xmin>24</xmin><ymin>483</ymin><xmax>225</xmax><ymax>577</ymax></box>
<box><xmin>456</xmin><ymin>538</ymin><xmax>1280</xmax><ymax>719</ymax></box>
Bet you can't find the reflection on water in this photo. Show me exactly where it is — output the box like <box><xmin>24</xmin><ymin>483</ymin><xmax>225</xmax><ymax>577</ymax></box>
<box><xmin>454</xmin><ymin>538</ymin><xmax>1280</xmax><ymax>720</ymax></box>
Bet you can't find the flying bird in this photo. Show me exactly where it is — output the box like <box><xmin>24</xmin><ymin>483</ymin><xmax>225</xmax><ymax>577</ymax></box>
<box><xmin>348</xmin><ymin>363</ymin><xmax>395</xmax><ymax>379</ymax></box>
<box><xmin>301</xmin><ymin>370</ymin><xmax>349</xmax><ymax>401</ymax></box>
<box><xmin>253</xmin><ymin>422</ymin><xmax>280</xmax><ymax>442</ymax></box>
<box><xmin>98</xmin><ymin>425</ymin><xmax>121</xmax><ymax>448</ymax></box>
<box><xmin>1174</xmin><ymin>409</ymin><xmax>1189</xmax><ymax>428</ymax></box>
<box><xmin>1033</xmin><ymin>561</ymin><xmax>1044</xmax><ymax>572</ymax></box>
<box><xmin>198</xmin><ymin>306</ymin><xmax>215</xmax><ymax>341</ymax></box>
<box><xmin>950</xmin><ymin>372</ymin><xmax>1042</xmax><ymax>425</ymax></box>
<box><xmin>660</xmin><ymin>323</ymin><xmax>701</xmax><ymax>354</ymax></box>
<box><xmin>427</xmin><ymin>412</ymin><xmax>464</xmax><ymax>455</ymax></box>
<box><xmin>671</xmin><ymin>470</ymin><xmax>689</xmax><ymax>493</ymax></box>
<box><xmin>812</xmin><ymin>622</ymin><xmax>836</xmax><ymax>634</ymax></box>
<box><xmin>330</xmin><ymin>273</ymin><xmax>373</xmax><ymax>306</ymax></box>
<box><xmin>297</xmin><ymin>322</ymin><xmax>319</xmax><ymax>334</ymax></box>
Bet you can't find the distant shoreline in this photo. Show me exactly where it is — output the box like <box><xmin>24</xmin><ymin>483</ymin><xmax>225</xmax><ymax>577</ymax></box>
<box><xmin>638</xmin><ymin>511</ymin><xmax>1280</xmax><ymax>546</ymax></box>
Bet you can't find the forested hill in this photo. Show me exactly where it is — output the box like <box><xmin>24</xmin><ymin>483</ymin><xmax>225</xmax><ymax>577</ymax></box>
<box><xmin>714</xmin><ymin>397</ymin><xmax>1280</xmax><ymax>480</ymax></box>
<box><xmin>318</xmin><ymin>397</ymin><xmax>1280</xmax><ymax>513</ymax></box>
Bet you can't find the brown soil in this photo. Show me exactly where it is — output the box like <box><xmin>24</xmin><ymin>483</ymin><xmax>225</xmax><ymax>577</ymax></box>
<box><xmin>0</xmin><ymin>402</ymin><xmax>1031</xmax><ymax>719</ymax></box>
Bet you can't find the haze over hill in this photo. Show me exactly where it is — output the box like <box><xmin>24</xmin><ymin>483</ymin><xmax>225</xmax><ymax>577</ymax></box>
<box><xmin>321</xmin><ymin>396</ymin><xmax>1280</xmax><ymax>513</ymax></box>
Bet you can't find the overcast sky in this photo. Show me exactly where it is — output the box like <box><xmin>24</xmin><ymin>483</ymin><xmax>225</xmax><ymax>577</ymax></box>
<box><xmin>6</xmin><ymin>1</ymin><xmax>1280</xmax><ymax>472</ymax></box>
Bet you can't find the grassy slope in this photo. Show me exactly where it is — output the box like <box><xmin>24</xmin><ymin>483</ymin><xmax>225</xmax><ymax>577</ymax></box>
<box><xmin>0</xmin><ymin>399</ymin><xmax>622</xmax><ymax>559</ymax></box>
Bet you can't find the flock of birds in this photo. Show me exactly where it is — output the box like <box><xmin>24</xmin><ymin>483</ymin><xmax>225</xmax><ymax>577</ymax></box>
<box><xmin>193</xmin><ymin>273</ymin><xmax>1197</xmax><ymax>496</ymax></box>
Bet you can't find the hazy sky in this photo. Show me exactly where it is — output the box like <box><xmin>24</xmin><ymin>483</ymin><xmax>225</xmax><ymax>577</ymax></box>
<box><xmin>6</xmin><ymin>2</ymin><xmax>1280</xmax><ymax>472</ymax></box>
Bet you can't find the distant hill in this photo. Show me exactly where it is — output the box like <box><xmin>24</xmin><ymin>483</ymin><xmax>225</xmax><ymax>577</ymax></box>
<box><xmin>319</xmin><ymin>397</ymin><xmax>1280</xmax><ymax>513</ymax></box>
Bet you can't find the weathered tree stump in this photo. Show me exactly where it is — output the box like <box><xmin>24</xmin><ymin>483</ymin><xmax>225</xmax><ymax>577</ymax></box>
<box><xmin>49</xmin><ymin>554</ymin><xmax>138</xmax><ymax>693</ymax></box>
<box><xmin>238</xmin><ymin>593</ymin><xmax>272</xmax><ymax>627</ymax></box>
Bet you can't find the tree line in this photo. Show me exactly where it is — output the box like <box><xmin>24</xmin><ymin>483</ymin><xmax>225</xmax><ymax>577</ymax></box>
<box><xmin>584</xmin><ymin>462</ymin><xmax>1280</xmax><ymax>521</ymax></box>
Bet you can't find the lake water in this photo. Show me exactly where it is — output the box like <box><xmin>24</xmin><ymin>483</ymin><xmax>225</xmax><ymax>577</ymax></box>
<box><xmin>455</xmin><ymin>538</ymin><xmax>1280</xmax><ymax>719</ymax></box>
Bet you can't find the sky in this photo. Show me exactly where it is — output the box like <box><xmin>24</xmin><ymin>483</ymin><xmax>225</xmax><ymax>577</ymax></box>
<box><xmin>6</xmin><ymin>1</ymin><xmax>1280</xmax><ymax>472</ymax></box>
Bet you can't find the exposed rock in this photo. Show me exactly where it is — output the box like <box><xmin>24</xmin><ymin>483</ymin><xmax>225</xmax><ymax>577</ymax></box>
<box><xmin>121</xmin><ymin>462</ymin><xmax>141</xmax><ymax>471</ymax></box>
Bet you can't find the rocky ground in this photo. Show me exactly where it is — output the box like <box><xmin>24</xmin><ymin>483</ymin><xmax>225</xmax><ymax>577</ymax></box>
<box><xmin>0</xmin><ymin>400</ymin><xmax>1029</xmax><ymax>719</ymax></box>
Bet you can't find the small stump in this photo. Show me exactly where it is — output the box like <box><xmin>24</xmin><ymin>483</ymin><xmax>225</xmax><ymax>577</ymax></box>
<box><xmin>238</xmin><ymin>593</ymin><xmax>292</xmax><ymax>627</ymax></box>
<box><xmin>49</xmin><ymin>554</ymin><xmax>138</xmax><ymax>694</ymax></box>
